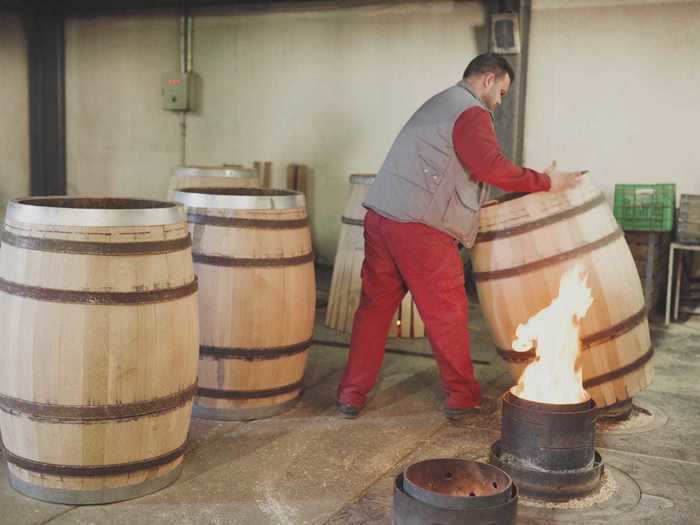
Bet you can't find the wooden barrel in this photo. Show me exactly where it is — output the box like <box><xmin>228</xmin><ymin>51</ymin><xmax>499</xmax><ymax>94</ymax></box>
<box><xmin>173</xmin><ymin>187</ymin><xmax>315</xmax><ymax>420</ymax></box>
<box><xmin>0</xmin><ymin>197</ymin><xmax>199</xmax><ymax>504</ymax></box>
<box><xmin>471</xmin><ymin>178</ymin><xmax>653</xmax><ymax>409</ymax></box>
<box><xmin>167</xmin><ymin>165</ymin><xmax>259</xmax><ymax>199</ymax></box>
<box><xmin>326</xmin><ymin>174</ymin><xmax>425</xmax><ymax>338</ymax></box>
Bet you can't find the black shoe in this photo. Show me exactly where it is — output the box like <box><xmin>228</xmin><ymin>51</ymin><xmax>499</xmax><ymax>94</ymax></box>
<box><xmin>444</xmin><ymin>397</ymin><xmax>496</xmax><ymax>420</ymax></box>
<box><xmin>336</xmin><ymin>402</ymin><xmax>361</xmax><ymax>419</ymax></box>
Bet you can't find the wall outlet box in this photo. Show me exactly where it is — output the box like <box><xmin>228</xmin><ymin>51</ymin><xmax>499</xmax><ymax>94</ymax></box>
<box><xmin>161</xmin><ymin>72</ymin><xmax>191</xmax><ymax>111</ymax></box>
<box><xmin>491</xmin><ymin>14</ymin><xmax>520</xmax><ymax>55</ymax></box>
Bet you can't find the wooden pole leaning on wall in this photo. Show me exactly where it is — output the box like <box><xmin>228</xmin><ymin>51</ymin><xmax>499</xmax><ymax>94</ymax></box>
<box><xmin>254</xmin><ymin>161</ymin><xmax>273</xmax><ymax>189</ymax></box>
<box><xmin>287</xmin><ymin>164</ymin><xmax>308</xmax><ymax>195</ymax></box>
<box><xmin>326</xmin><ymin>174</ymin><xmax>424</xmax><ymax>338</ymax></box>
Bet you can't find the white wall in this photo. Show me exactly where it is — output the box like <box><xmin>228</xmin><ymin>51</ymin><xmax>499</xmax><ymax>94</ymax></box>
<box><xmin>64</xmin><ymin>2</ymin><xmax>486</xmax><ymax>262</ymax></box>
<box><xmin>0</xmin><ymin>15</ymin><xmax>29</xmax><ymax>213</ymax></box>
<box><xmin>60</xmin><ymin>0</ymin><xmax>700</xmax><ymax>262</ymax></box>
<box><xmin>187</xmin><ymin>1</ymin><xmax>485</xmax><ymax>262</ymax></box>
<box><xmin>65</xmin><ymin>13</ymin><xmax>182</xmax><ymax>199</ymax></box>
<box><xmin>524</xmin><ymin>0</ymin><xmax>700</xmax><ymax>206</ymax></box>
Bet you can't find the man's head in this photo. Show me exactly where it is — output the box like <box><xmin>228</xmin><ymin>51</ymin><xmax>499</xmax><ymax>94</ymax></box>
<box><xmin>463</xmin><ymin>53</ymin><xmax>514</xmax><ymax>112</ymax></box>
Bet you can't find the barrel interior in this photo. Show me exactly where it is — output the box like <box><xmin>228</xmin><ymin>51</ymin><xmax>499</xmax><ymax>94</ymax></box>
<box><xmin>482</xmin><ymin>192</ymin><xmax>528</xmax><ymax>207</ymax></box>
<box><xmin>178</xmin><ymin>187</ymin><xmax>296</xmax><ymax>197</ymax></box>
<box><xmin>14</xmin><ymin>197</ymin><xmax>176</xmax><ymax>209</ymax></box>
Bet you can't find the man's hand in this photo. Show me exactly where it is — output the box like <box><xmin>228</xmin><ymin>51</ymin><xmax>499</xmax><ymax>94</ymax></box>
<box><xmin>545</xmin><ymin>161</ymin><xmax>587</xmax><ymax>192</ymax></box>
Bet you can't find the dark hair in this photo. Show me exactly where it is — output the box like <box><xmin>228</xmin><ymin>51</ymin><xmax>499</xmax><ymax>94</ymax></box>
<box><xmin>463</xmin><ymin>53</ymin><xmax>515</xmax><ymax>83</ymax></box>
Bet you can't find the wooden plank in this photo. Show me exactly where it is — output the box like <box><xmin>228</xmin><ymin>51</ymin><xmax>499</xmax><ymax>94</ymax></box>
<box><xmin>264</xmin><ymin>162</ymin><xmax>273</xmax><ymax>189</ymax></box>
<box><xmin>286</xmin><ymin>164</ymin><xmax>297</xmax><ymax>191</ymax></box>
<box><xmin>296</xmin><ymin>165</ymin><xmax>308</xmax><ymax>195</ymax></box>
<box><xmin>412</xmin><ymin>300</ymin><xmax>425</xmax><ymax>337</ymax></box>
<box><xmin>400</xmin><ymin>295</ymin><xmax>411</xmax><ymax>338</ymax></box>
<box><xmin>259</xmin><ymin>161</ymin><xmax>272</xmax><ymax>189</ymax></box>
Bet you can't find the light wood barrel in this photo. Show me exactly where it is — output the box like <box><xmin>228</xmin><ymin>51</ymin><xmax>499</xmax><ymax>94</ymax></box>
<box><xmin>167</xmin><ymin>165</ymin><xmax>260</xmax><ymax>199</ymax></box>
<box><xmin>326</xmin><ymin>174</ymin><xmax>425</xmax><ymax>338</ymax></box>
<box><xmin>173</xmin><ymin>188</ymin><xmax>315</xmax><ymax>420</ymax></box>
<box><xmin>472</xmin><ymin>178</ymin><xmax>653</xmax><ymax>409</ymax></box>
<box><xmin>0</xmin><ymin>197</ymin><xmax>199</xmax><ymax>504</ymax></box>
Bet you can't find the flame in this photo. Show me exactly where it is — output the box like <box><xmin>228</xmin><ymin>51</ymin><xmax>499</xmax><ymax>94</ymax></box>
<box><xmin>510</xmin><ymin>265</ymin><xmax>593</xmax><ymax>404</ymax></box>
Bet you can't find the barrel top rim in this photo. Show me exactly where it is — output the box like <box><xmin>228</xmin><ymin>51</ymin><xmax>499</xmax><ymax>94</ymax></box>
<box><xmin>172</xmin><ymin>187</ymin><xmax>306</xmax><ymax>210</ymax></box>
<box><xmin>175</xmin><ymin>166</ymin><xmax>257</xmax><ymax>178</ymax></box>
<box><xmin>478</xmin><ymin>177</ymin><xmax>604</xmax><ymax>237</ymax></box>
<box><xmin>6</xmin><ymin>197</ymin><xmax>185</xmax><ymax>227</ymax></box>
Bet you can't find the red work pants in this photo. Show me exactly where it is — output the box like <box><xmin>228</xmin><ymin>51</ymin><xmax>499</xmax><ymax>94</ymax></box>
<box><xmin>336</xmin><ymin>209</ymin><xmax>481</xmax><ymax>410</ymax></box>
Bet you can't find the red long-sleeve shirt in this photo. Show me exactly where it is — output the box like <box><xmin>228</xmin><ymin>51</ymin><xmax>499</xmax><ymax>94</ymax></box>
<box><xmin>452</xmin><ymin>106</ymin><xmax>550</xmax><ymax>192</ymax></box>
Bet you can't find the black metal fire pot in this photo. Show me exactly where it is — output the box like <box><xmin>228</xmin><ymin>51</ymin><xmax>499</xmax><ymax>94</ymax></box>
<box><xmin>489</xmin><ymin>390</ymin><xmax>604</xmax><ymax>501</ymax></box>
<box><xmin>393</xmin><ymin>459</ymin><xmax>518</xmax><ymax>525</ymax></box>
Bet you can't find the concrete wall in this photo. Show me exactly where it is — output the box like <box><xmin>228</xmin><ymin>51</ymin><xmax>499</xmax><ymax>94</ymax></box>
<box><xmin>186</xmin><ymin>1</ymin><xmax>486</xmax><ymax>262</ymax></box>
<box><xmin>65</xmin><ymin>13</ymin><xmax>182</xmax><ymax>199</ymax></box>
<box><xmin>525</xmin><ymin>0</ymin><xmax>700</xmax><ymax>205</ymax></box>
<box><xmin>0</xmin><ymin>15</ymin><xmax>29</xmax><ymax>214</ymax></box>
<box><xmin>64</xmin><ymin>2</ymin><xmax>485</xmax><ymax>262</ymax></box>
<box><xmin>53</xmin><ymin>0</ymin><xmax>700</xmax><ymax>262</ymax></box>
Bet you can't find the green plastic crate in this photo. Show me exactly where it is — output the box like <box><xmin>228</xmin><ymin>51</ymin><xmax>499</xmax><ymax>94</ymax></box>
<box><xmin>613</xmin><ymin>184</ymin><xmax>676</xmax><ymax>232</ymax></box>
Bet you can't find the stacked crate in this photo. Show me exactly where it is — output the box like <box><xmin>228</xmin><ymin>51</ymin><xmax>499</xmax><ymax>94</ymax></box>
<box><xmin>678</xmin><ymin>195</ymin><xmax>700</xmax><ymax>315</ymax></box>
<box><xmin>613</xmin><ymin>184</ymin><xmax>676</xmax><ymax>314</ymax></box>
<box><xmin>678</xmin><ymin>194</ymin><xmax>700</xmax><ymax>244</ymax></box>
<box><xmin>624</xmin><ymin>231</ymin><xmax>671</xmax><ymax>313</ymax></box>
<box><xmin>680</xmin><ymin>254</ymin><xmax>700</xmax><ymax>315</ymax></box>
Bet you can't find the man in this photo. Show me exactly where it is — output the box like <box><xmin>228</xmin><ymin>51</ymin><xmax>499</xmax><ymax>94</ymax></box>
<box><xmin>335</xmin><ymin>53</ymin><xmax>584</xmax><ymax>420</ymax></box>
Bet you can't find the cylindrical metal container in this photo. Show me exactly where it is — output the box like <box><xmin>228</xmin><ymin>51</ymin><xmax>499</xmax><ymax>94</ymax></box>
<box><xmin>173</xmin><ymin>188</ymin><xmax>315</xmax><ymax>421</ymax></box>
<box><xmin>394</xmin><ymin>460</ymin><xmax>517</xmax><ymax>525</ymax></box>
<box><xmin>0</xmin><ymin>197</ymin><xmax>199</xmax><ymax>504</ymax></box>
<box><xmin>490</xmin><ymin>391</ymin><xmax>604</xmax><ymax>501</ymax></box>
<box><xmin>500</xmin><ymin>391</ymin><xmax>595</xmax><ymax>471</ymax></box>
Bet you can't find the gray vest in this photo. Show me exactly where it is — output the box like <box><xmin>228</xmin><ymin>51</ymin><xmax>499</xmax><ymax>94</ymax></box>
<box><xmin>364</xmin><ymin>81</ymin><xmax>490</xmax><ymax>247</ymax></box>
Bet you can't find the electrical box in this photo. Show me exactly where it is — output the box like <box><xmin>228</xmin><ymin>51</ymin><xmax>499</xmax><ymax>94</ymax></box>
<box><xmin>491</xmin><ymin>14</ymin><xmax>520</xmax><ymax>55</ymax></box>
<box><xmin>161</xmin><ymin>72</ymin><xmax>191</xmax><ymax>111</ymax></box>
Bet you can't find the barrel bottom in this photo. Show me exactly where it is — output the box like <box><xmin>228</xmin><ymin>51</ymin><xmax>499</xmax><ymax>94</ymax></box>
<box><xmin>596</xmin><ymin>398</ymin><xmax>634</xmax><ymax>421</ymax></box>
<box><xmin>193</xmin><ymin>394</ymin><xmax>300</xmax><ymax>421</ymax></box>
<box><xmin>8</xmin><ymin>462</ymin><xmax>183</xmax><ymax>505</ymax></box>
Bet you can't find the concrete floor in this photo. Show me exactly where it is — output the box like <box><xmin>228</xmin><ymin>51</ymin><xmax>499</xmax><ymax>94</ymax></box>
<box><xmin>1</xmin><ymin>267</ymin><xmax>699</xmax><ymax>525</ymax></box>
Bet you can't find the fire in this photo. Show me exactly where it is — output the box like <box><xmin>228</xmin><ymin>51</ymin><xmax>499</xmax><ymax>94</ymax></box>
<box><xmin>510</xmin><ymin>265</ymin><xmax>593</xmax><ymax>404</ymax></box>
